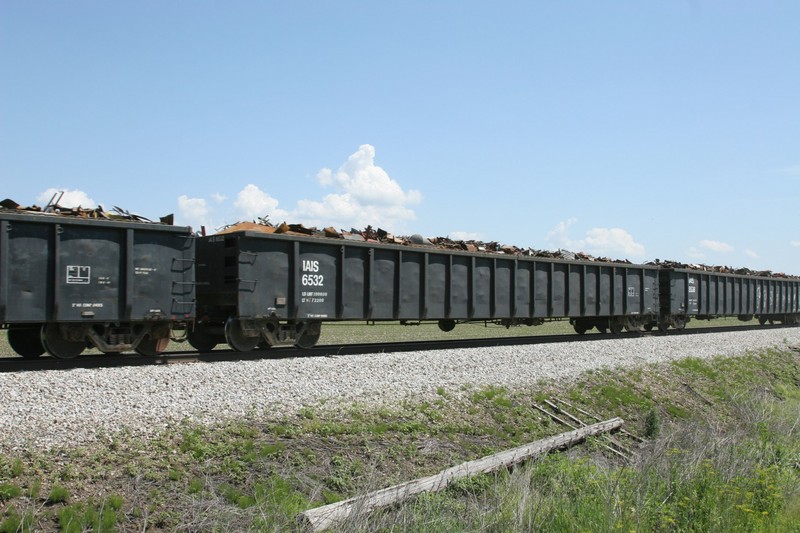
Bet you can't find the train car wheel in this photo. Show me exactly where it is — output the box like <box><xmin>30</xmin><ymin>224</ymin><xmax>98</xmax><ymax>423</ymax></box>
<box><xmin>438</xmin><ymin>320</ymin><xmax>456</xmax><ymax>332</ymax></box>
<box><xmin>41</xmin><ymin>324</ymin><xmax>85</xmax><ymax>359</ymax></box>
<box><xmin>188</xmin><ymin>327</ymin><xmax>218</xmax><ymax>352</ymax></box>
<box><xmin>573</xmin><ymin>322</ymin><xmax>588</xmax><ymax>335</ymax></box>
<box><xmin>295</xmin><ymin>321</ymin><xmax>321</xmax><ymax>349</ymax></box>
<box><xmin>135</xmin><ymin>336</ymin><xmax>170</xmax><ymax>356</ymax></box>
<box><xmin>609</xmin><ymin>320</ymin><xmax>624</xmax><ymax>334</ymax></box>
<box><xmin>8</xmin><ymin>325</ymin><xmax>45</xmax><ymax>358</ymax></box>
<box><xmin>225</xmin><ymin>318</ymin><xmax>260</xmax><ymax>352</ymax></box>
<box><xmin>657</xmin><ymin>321</ymin><xmax>669</xmax><ymax>333</ymax></box>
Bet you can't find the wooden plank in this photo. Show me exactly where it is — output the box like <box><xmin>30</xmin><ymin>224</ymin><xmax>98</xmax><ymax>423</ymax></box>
<box><xmin>553</xmin><ymin>397</ymin><xmax>644</xmax><ymax>442</ymax></box>
<box><xmin>545</xmin><ymin>399</ymin><xmax>633</xmax><ymax>456</ymax></box>
<box><xmin>298</xmin><ymin>417</ymin><xmax>624</xmax><ymax>532</ymax></box>
<box><xmin>533</xmin><ymin>402</ymin><xmax>628</xmax><ymax>461</ymax></box>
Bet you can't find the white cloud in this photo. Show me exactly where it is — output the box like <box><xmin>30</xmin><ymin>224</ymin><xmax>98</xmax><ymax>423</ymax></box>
<box><xmin>698</xmin><ymin>239</ymin><xmax>734</xmax><ymax>253</ymax></box>
<box><xmin>546</xmin><ymin>218</ymin><xmax>645</xmax><ymax>259</ymax></box>
<box><xmin>315</xmin><ymin>144</ymin><xmax>422</xmax><ymax>207</ymax></box>
<box><xmin>234</xmin><ymin>184</ymin><xmax>287</xmax><ymax>220</ymax></box>
<box><xmin>174</xmin><ymin>145</ymin><xmax>421</xmax><ymax>233</ymax></box>
<box><xmin>295</xmin><ymin>144</ymin><xmax>421</xmax><ymax>230</ymax></box>
<box><xmin>37</xmin><ymin>188</ymin><xmax>96</xmax><ymax>208</ymax></box>
<box><xmin>791</xmin><ymin>241</ymin><xmax>800</xmax><ymax>247</ymax></box>
<box><xmin>583</xmin><ymin>228</ymin><xmax>645</xmax><ymax>257</ymax></box>
<box><xmin>177</xmin><ymin>195</ymin><xmax>209</xmax><ymax>230</ymax></box>
<box><xmin>545</xmin><ymin>218</ymin><xmax>578</xmax><ymax>247</ymax></box>
<box><xmin>744</xmin><ymin>249</ymin><xmax>759</xmax><ymax>259</ymax></box>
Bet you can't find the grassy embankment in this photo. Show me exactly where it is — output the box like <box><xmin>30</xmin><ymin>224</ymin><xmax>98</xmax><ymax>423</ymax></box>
<box><xmin>1</xmin><ymin>325</ymin><xmax>799</xmax><ymax>531</ymax></box>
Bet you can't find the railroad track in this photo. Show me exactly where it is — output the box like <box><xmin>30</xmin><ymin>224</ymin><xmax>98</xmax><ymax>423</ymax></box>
<box><xmin>0</xmin><ymin>323</ymin><xmax>793</xmax><ymax>373</ymax></box>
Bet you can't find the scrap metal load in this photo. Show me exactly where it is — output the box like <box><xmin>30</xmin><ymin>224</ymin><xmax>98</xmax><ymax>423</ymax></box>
<box><xmin>0</xmin><ymin>195</ymin><xmax>175</xmax><ymax>225</ymax></box>
<box><xmin>215</xmin><ymin>221</ymin><xmax>635</xmax><ymax>262</ymax></box>
<box><xmin>645</xmin><ymin>259</ymin><xmax>789</xmax><ymax>279</ymax></box>
<box><xmin>216</xmin><ymin>219</ymin><xmax>795</xmax><ymax>280</ymax></box>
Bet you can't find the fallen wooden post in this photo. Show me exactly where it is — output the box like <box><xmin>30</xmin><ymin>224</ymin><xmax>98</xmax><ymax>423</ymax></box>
<box><xmin>297</xmin><ymin>417</ymin><xmax>624</xmax><ymax>532</ymax></box>
<box><xmin>532</xmin><ymin>402</ymin><xmax>628</xmax><ymax>460</ymax></box>
<box><xmin>554</xmin><ymin>397</ymin><xmax>644</xmax><ymax>442</ymax></box>
<box><xmin>544</xmin><ymin>399</ymin><xmax>634</xmax><ymax>456</ymax></box>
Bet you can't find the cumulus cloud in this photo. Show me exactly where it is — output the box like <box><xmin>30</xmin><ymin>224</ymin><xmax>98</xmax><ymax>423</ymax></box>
<box><xmin>698</xmin><ymin>239</ymin><xmax>734</xmax><ymax>253</ymax></box>
<box><xmin>744</xmin><ymin>249</ymin><xmax>759</xmax><ymax>259</ymax></box>
<box><xmin>315</xmin><ymin>145</ymin><xmax>422</xmax><ymax>206</ymax></box>
<box><xmin>174</xmin><ymin>145</ymin><xmax>421</xmax><ymax>233</ymax></box>
<box><xmin>37</xmin><ymin>188</ymin><xmax>96</xmax><ymax>208</ymax></box>
<box><xmin>234</xmin><ymin>184</ymin><xmax>287</xmax><ymax>220</ymax></box>
<box><xmin>546</xmin><ymin>218</ymin><xmax>645</xmax><ymax>259</ymax></box>
<box><xmin>177</xmin><ymin>195</ymin><xmax>209</xmax><ymax>230</ymax></box>
<box><xmin>295</xmin><ymin>144</ymin><xmax>421</xmax><ymax>230</ymax></box>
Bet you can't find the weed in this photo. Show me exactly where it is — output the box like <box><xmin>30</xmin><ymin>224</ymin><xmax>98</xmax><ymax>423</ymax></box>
<box><xmin>57</xmin><ymin>500</ymin><xmax>120</xmax><ymax>533</ymax></box>
<box><xmin>253</xmin><ymin>474</ymin><xmax>310</xmax><ymax>517</ymax></box>
<box><xmin>47</xmin><ymin>484</ymin><xmax>70</xmax><ymax>504</ymax></box>
<box><xmin>220</xmin><ymin>483</ymin><xmax>256</xmax><ymax>508</ymax></box>
<box><xmin>644</xmin><ymin>407</ymin><xmax>661</xmax><ymax>438</ymax></box>
<box><xmin>0</xmin><ymin>506</ymin><xmax>33</xmax><ymax>533</ymax></box>
<box><xmin>187</xmin><ymin>477</ymin><xmax>204</xmax><ymax>495</ymax></box>
<box><xmin>470</xmin><ymin>385</ymin><xmax>507</xmax><ymax>404</ymax></box>
<box><xmin>666</xmin><ymin>404</ymin><xmax>689</xmax><ymax>419</ymax></box>
<box><xmin>0</xmin><ymin>484</ymin><xmax>22</xmax><ymax>501</ymax></box>
<box><xmin>257</xmin><ymin>442</ymin><xmax>286</xmax><ymax>458</ymax></box>
<box><xmin>299</xmin><ymin>406</ymin><xmax>317</xmax><ymax>420</ymax></box>
<box><xmin>673</xmin><ymin>357</ymin><xmax>719</xmax><ymax>380</ymax></box>
<box><xmin>594</xmin><ymin>383</ymin><xmax>650</xmax><ymax>409</ymax></box>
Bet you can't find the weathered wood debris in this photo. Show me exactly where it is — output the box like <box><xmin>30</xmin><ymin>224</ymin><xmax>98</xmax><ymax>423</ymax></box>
<box><xmin>297</xmin><ymin>417</ymin><xmax>624</xmax><ymax>532</ymax></box>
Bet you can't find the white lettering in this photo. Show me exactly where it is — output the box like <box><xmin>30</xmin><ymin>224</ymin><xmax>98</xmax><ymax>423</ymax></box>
<box><xmin>302</xmin><ymin>260</ymin><xmax>320</xmax><ymax>272</ymax></box>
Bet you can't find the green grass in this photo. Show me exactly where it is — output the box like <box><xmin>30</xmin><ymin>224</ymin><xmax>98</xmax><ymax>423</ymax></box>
<box><xmin>0</xmin><ymin>315</ymin><xmax>767</xmax><ymax>356</ymax></box>
<box><xmin>1</xmin><ymin>345</ymin><xmax>799</xmax><ymax>531</ymax></box>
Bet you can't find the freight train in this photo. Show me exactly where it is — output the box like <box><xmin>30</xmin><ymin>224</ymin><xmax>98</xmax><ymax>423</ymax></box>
<box><xmin>1</xmin><ymin>207</ymin><xmax>799</xmax><ymax>359</ymax></box>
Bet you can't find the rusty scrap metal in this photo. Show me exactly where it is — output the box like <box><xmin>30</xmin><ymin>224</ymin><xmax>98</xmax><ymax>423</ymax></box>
<box><xmin>1</xmin><ymin>196</ymin><xmax>174</xmax><ymax>225</ymax></box>
<box><xmin>210</xmin><ymin>220</ymin><xmax>647</xmax><ymax>269</ymax></box>
<box><xmin>212</xmin><ymin>218</ymin><xmax>795</xmax><ymax>278</ymax></box>
<box><xmin>646</xmin><ymin>259</ymin><xmax>783</xmax><ymax>279</ymax></box>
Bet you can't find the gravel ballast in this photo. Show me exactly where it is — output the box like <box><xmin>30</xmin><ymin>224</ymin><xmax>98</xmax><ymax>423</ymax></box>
<box><xmin>2</xmin><ymin>329</ymin><xmax>799</xmax><ymax>451</ymax></box>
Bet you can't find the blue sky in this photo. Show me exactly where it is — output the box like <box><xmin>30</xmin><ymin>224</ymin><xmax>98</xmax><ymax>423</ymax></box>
<box><xmin>2</xmin><ymin>2</ymin><xmax>799</xmax><ymax>273</ymax></box>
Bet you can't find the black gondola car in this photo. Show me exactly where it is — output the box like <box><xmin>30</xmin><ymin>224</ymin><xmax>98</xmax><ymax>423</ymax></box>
<box><xmin>191</xmin><ymin>231</ymin><xmax>661</xmax><ymax>350</ymax></box>
<box><xmin>0</xmin><ymin>210</ymin><xmax>195</xmax><ymax>358</ymax></box>
<box><xmin>659</xmin><ymin>268</ymin><xmax>800</xmax><ymax>330</ymax></box>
